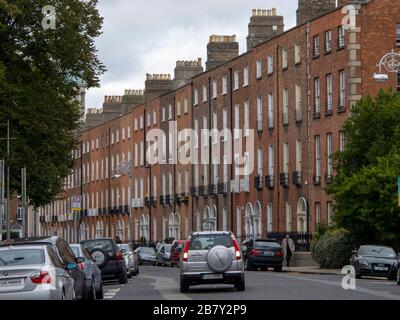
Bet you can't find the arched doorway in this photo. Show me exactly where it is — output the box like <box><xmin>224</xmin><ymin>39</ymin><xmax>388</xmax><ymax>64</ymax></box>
<box><xmin>116</xmin><ymin>220</ymin><xmax>125</xmax><ymax>242</ymax></box>
<box><xmin>209</xmin><ymin>205</ymin><xmax>217</xmax><ymax>231</ymax></box>
<box><xmin>297</xmin><ymin>197</ymin><xmax>308</xmax><ymax>233</ymax></box>
<box><xmin>253</xmin><ymin>201</ymin><xmax>262</xmax><ymax>238</ymax></box>
<box><xmin>245</xmin><ymin>202</ymin><xmax>254</xmax><ymax>239</ymax></box>
<box><xmin>168</xmin><ymin>212</ymin><xmax>180</xmax><ymax>240</ymax></box>
<box><xmin>11</xmin><ymin>224</ymin><xmax>22</xmax><ymax>238</ymax></box>
<box><xmin>95</xmin><ymin>221</ymin><xmax>103</xmax><ymax>238</ymax></box>
<box><xmin>139</xmin><ymin>214</ymin><xmax>150</xmax><ymax>241</ymax></box>
<box><xmin>79</xmin><ymin>223</ymin><xmax>86</xmax><ymax>241</ymax></box>
<box><xmin>202</xmin><ymin>206</ymin><xmax>210</xmax><ymax>231</ymax></box>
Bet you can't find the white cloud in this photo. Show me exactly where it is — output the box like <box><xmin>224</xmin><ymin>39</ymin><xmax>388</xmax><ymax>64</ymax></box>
<box><xmin>86</xmin><ymin>0</ymin><xmax>297</xmax><ymax>108</ymax></box>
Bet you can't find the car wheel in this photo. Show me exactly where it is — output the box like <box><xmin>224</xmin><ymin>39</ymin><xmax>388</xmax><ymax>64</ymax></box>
<box><xmin>180</xmin><ymin>277</ymin><xmax>190</xmax><ymax>293</ymax></box>
<box><xmin>235</xmin><ymin>276</ymin><xmax>246</xmax><ymax>291</ymax></box>
<box><xmin>136</xmin><ymin>266</ymin><xmax>140</xmax><ymax>275</ymax></box>
<box><xmin>61</xmin><ymin>289</ymin><xmax>66</xmax><ymax>301</ymax></box>
<box><xmin>96</xmin><ymin>281</ymin><xmax>104</xmax><ymax>300</ymax></box>
<box><xmin>118</xmin><ymin>270</ymin><xmax>128</xmax><ymax>284</ymax></box>
<box><xmin>355</xmin><ymin>268</ymin><xmax>361</xmax><ymax>279</ymax></box>
<box><xmin>274</xmin><ymin>266</ymin><xmax>282</xmax><ymax>272</ymax></box>
<box><xmin>396</xmin><ymin>268</ymin><xmax>400</xmax><ymax>285</ymax></box>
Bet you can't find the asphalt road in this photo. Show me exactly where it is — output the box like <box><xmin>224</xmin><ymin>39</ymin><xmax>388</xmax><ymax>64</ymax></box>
<box><xmin>102</xmin><ymin>265</ymin><xmax>400</xmax><ymax>300</ymax></box>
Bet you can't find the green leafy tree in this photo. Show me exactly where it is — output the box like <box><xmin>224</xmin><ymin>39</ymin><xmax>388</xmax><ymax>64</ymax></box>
<box><xmin>328</xmin><ymin>90</ymin><xmax>400</xmax><ymax>247</ymax></box>
<box><xmin>0</xmin><ymin>0</ymin><xmax>105</xmax><ymax>207</ymax></box>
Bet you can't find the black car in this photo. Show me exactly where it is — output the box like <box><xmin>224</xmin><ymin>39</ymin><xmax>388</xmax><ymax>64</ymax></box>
<box><xmin>1</xmin><ymin>236</ymin><xmax>86</xmax><ymax>299</ymax></box>
<box><xmin>350</xmin><ymin>245</ymin><xmax>398</xmax><ymax>280</ymax></box>
<box><xmin>81</xmin><ymin>238</ymin><xmax>128</xmax><ymax>284</ymax></box>
<box><xmin>241</xmin><ymin>239</ymin><xmax>284</xmax><ymax>272</ymax></box>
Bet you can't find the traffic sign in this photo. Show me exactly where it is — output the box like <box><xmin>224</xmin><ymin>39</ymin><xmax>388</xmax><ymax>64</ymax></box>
<box><xmin>72</xmin><ymin>195</ymin><xmax>82</xmax><ymax>211</ymax></box>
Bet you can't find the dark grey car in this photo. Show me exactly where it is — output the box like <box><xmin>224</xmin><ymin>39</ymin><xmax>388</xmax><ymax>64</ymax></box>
<box><xmin>70</xmin><ymin>244</ymin><xmax>103</xmax><ymax>299</ymax></box>
<box><xmin>81</xmin><ymin>238</ymin><xmax>128</xmax><ymax>284</ymax></box>
<box><xmin>350</xmin><ymin>245</ymin><xmax>398</xmax><ymax>280</ymax></box>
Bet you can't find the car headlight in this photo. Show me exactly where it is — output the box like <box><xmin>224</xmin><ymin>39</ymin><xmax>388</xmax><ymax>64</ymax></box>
<box><xmin>358</xmin><ymin>258</ymin><xmax>370</xmax><ymax>267</ymax></box>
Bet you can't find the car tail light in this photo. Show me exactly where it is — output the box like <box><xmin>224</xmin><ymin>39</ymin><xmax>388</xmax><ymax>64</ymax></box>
<box><xmin>78</xmin><ymin>262</ymin><xmax>85</xmax><ymax>270</ymax></box>
<box><xmin>249</xmin><ymin>249</ymin><xmax>260</xmax><ymax>257</ymax></box>
<box><xmin>182</xmin><ymin>240</ymin><xmax>190</xmax><ymax>262</ymax></box>
<box><xmin>232</xmin><ymin>237</ymin><xmax>242</xmax><ymax>260</ymax></box>
<box><xmin>116</xmin><ymin>251</ymin><xmax>124</xmax><ymax>261</ymax></box>
<box><xmin>275</xmin><ymin>250</ymin><xmax>284</xmax><ymax>257</ymax></box>
<box><xmin>31</xmin><ymin>271</ymin><xmax>52</xmax><ymax>284</ymax></box>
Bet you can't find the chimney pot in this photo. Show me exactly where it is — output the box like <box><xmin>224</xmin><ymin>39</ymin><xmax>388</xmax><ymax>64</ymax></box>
<box><xmin>252</xmin><ymin>9</ymin><xmax>257</xmax><ymax>16</ymax></box>
<box><xmin>272</xmin><ymin>8</ymin><xmax>277</xmax><ymax>16</ymax></box>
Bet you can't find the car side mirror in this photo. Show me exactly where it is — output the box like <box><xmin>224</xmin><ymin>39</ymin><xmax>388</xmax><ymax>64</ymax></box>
<box><xmin>120</xmin><ymin>249</ymin><xmax>127</xmax><ymax>254</ymax></box>
<box><xmin>66</xmin><ymin>261</ymin><xmax>78</xmax><ymax>270</ymax></box>
<box><xmin>76</xmin><ymin>257</ymin><xmax>85</xmax><ymax>263</ymax></box>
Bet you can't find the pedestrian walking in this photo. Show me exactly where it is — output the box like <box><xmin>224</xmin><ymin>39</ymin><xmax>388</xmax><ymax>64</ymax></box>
<box><xmin>282</xmin><ymin>234</ymin><xmax>295</xmax><ymax>267</ymax></box>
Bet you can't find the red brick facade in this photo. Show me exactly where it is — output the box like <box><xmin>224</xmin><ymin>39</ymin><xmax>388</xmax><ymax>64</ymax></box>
<box><xmin>39</xmin><ymin>0</ymin><xmax>400</xmax><ymax>243</ymax></box>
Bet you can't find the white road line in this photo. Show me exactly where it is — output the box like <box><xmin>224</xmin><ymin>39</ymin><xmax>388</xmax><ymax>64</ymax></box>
<box><xmin>274</xmin><ymin>273</ymin><xmax>400</xmax><ymax>300</ymax></box>
<box><xmin>103</xmin><ymin>287</ymin><xmax>121</xmax><ymax>300</ymax></box>
<box><xmin>142</xmin><ymin>275</ymin><xmax>192</xmax><ymax>300</ymax></box>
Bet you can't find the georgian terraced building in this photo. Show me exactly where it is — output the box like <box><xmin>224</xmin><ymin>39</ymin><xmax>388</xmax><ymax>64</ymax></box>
<box><xmin>38</xmin><ymin>0</ymin><xmax>400</xmax><ymax>243</ymax></box>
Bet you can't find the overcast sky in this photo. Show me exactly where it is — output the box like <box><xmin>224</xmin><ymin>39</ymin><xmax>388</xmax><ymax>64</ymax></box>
<box><xmin>86</xmin><ymin>0</ymin><xmax>298</xmax><ymax>109</ymax></box>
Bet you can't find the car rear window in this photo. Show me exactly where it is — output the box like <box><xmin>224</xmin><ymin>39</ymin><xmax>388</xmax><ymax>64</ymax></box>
<box><xmin>0</xmin><ymin>249</ymin><xmax>45</xmax><ymax>266</ymax></box>
<box><xmin>189</xmin><ymin>234</ymin><xmax>233</xmax><ymax>250</ymax></box>
<box><xmin>138</xmin><ymin>247</ymin><xmax>155</xmax><ymax>254</ymax></box>
<box><xmin>70</xmin><ymin>246</ymin><xmax>80</xmax><ymax>257</ymax></box>
<box><xmin>81</xmin><ymin>239</ymin><xmax>116</xmax><ymax>253</ymax></box>
<box><xmin>255</xmin><ymin>241</ymin><xmax>281</xmax><ymax>248</ymax></box>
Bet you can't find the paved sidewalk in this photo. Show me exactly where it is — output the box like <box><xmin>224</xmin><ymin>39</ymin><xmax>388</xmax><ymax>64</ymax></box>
<box><xmin>283</xmin><ymin>266</ymin><xmax>342</xmax><ymax>276</ymax></box>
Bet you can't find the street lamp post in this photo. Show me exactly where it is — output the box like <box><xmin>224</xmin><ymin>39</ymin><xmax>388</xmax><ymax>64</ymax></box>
<box><xmin>373</xmin><ymin>50</ymin><xmax>400</xmax><ymax>82</ymax></box>
<box><xmin>112</xmin><ymin>160</ymin><xmax>133</xmax><ymax>242</ymax></box>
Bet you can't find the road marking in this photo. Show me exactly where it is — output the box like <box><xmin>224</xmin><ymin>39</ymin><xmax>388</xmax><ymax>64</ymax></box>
<box><xmin>142</xmin><ymin>275</ymin><xmax>192</xmax><ymax>300</ymax></box>
<box><xmin>103</xmin><ymin>287</ymin><xmax>121</xmax><ymax>299</ymax></box>
<box><xmin>274</xmin><ymin>273</ymin><xmax>400</xmax><ymax>300</ymax></box>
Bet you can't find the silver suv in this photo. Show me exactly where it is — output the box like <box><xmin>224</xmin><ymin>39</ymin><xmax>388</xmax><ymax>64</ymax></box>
<box><xmin>179</xmin><ymin>231</ymin><xmax>245</xmax><ymax>292</ymax></box>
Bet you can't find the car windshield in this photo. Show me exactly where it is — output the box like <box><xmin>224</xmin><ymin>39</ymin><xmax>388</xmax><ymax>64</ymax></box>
<box><xmin>70</xmin><ymin>246</ymin><xmax>81</xmax><ymax>257</ymax></box>
<box><xmin>189</xmin><ymin>234</ymin><xmax>233</xmax><ymax>250</ymax></box>
<box><xmin>358</xmin><ymin>246</ymin><xmax>396</xmax><ymax>258</ymax></box>
<box><xmin>138</xmin><ymin>247</ymin><xmax>155</xmax><ymax>254</ymax></box>
<box><xmin>118</xmin><ymin>244</ymin><xmax>130</xmax><ymax>251</ymax></box>
<box><xmin>82</xmin><ymin>240</ymin><xmax>115</xmax><ymax>253</ymax></box>
<box><xmin>0</xmin><ymin>249</ymin><xmax>45</xmax><ymax>266</ymax></box>
<box><xmin>255</xmin><ymin>241</ymin><xmax>281</xmax><ymax>248</ymax></box>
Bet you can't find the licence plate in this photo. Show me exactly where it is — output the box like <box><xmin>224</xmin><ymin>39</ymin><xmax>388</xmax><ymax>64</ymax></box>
<box><xmin>263</xmin><ymin>251</ymin><xmax>274</xmax><ymax>256</ymax></box>
<box><xmin>0</xmin><ymin>278</ymin><xmax>23</xmax><ymax>287</ymax></box>
<box><xmin>202</xmin><ymin>274</ymin><xmax>223</xmax><ymax>280</ymax></box>
<box><xmin>374</xmin><ymin>266</ymin><xmax>388</xmax><ymax>271</ymax></box>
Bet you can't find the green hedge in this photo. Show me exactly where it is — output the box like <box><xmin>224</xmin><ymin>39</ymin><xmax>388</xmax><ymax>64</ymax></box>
<box><xmin>311</xmin><ymin>228</ymin><xmax>354</xmax><ymax>269</ymax></box>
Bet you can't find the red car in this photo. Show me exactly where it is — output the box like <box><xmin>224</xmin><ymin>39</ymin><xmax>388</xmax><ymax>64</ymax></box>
<box><xmin>170</xmin><ymin>240</ymin><xmax>186</xmax><ymax>267</ymax></box>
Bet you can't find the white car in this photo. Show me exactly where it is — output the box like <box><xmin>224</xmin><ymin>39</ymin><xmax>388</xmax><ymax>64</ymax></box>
<box><xmin>0</xmin><ymin>244</ymin><xmax>76</xmax><ymax>300</ymax></box>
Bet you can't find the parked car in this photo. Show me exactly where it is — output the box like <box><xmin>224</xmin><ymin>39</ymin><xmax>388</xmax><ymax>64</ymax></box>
<box><xmin>170</xmin><ymin>240</ymin><xmax>186</xmax><ymax>267</ymax></box>
<box><xmin>0</xmin><ymin>243</ymin><xmax>75</xmax><ymax>300</ymax></box>
<box><xmin>135</xmin><ymin>246</ymin><xmax>156</xmax><ymax>265</ymax></box>
<box><xmin>0</xmin><ymin>236</ymin><xmax>86</xmax><ymax>300</ymax></box>
<box><xmin>118</xmin><ymin>244</ymin><xmax>139</xmax><ymax>277</ymax></box>
<box><xmin>397</xmin><ymin>263</ymin><xmax>400</xmax><ymax>285</ymax></box>
<box><xmin>70</xmin><ymin>244</ymin><xmax>103</xmax><ymax>299</ymax></box>
<box><xmin>350</xmin><ymin>245</ymin><xmax>398</xmax><ymax>280</ymax></box>
<box><xmin>241</xmin><ymin>239</ymin><xmax>284</xmax><ymax>272</ymax></box>
<box><xmin>155</xmin><ymin>244</ymin><xmax>172</xmax><ymax>266</ymax></box>
<box><xmin>81</xmin><ymin>238</ymin><xmax>128</xmax><ymax>284</ymax></box>
<box><xmin>179</xmin><ymin>231</ymin><xmax>245</xmax><ymax>293</ymax></box>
